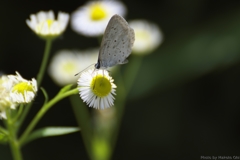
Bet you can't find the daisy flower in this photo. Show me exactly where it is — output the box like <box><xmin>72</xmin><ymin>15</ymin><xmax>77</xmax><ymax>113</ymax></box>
<box><xmin>78</xmin><ymin>69</ymin><xmax>116</xmax><ymax>109</ymax></box>
<box><xmin>26</xmin><ymin>10</ymin><xmax>69</xmax><ymax>39</ymax></box>
<box><xmin>8</xmin><ymin>72</ymin><xmax>37</xmax><ymax>103</ymax></box>
<box><xmin>129</xmin><ymin>20</ymin><xmax>163</xmax><ymax>55</ymax></box>
<box><xmin>48</xmin><ymin>49</ymin><xmax>98</xmax><ymax>86</ymax></box>
<box><xmin>71</xmin><ymin>0</ymin><xmax>126</xmax><ymax>36</ymax></box>
<box><xmin>0</xmin><ymin>76</ymin><xmax>16</xmax><ymax>119</ymax></box>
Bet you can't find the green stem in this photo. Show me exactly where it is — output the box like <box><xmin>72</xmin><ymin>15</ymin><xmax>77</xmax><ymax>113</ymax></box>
<box><xmin>6</xmin><ymin>109</ymin><xmax>23</xmax><ymax>160</ymax></box>
<box><xmin>70</xmin><ymin>95</ymin><xmax>94</xmax><ymax>160</ymax></box>
<box><xmin>110</xmin><ymin>71</ymin><xmax>127</xmax><ymax>152</ymax></box>
<box><xmin>37</xmin><ymin>39</ymin><xmax>52</xmax><ymax>88</ymax></box>
<box><xmin>16</xmin><ymin>103</ymin><xmax>32</xmax><ymax>133</ymax></box>
<box><xmin>124</xmin><ymin>56</ymin><xmax>143</xmax><ymax>93</ymax></box>
<box><xmin>0</xmin><ymin>126</ymin><xmax>8</xmax><ymax>135</ymax></box>
<box><xmin>110</xmin><ymin>56</ymin><xmax>143</xmax><ymax>155</ymax></box>
<box><xmin>17</xmin><ymin>39</ymin><xmax>52</xmax><ymax>131</ymax></box>
<box><xmin>12</xmin><ymin>104</ymin><xmax>24</xmax><ymax>123</ymax></box>
<box><xmin>19</xmin><ymin>88</ymin><xmax>78</xmax><ymax>145</ymax></box>
<box><xmin>8</xmin><ymin>138</ymin><xmax>23</xmax><ymax>160</ymax></box>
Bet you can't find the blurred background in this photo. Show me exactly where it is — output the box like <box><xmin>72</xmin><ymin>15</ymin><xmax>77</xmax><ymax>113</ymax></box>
<box><xmin>1</xmin><ymin>0</ymin><xmax>240</xmax><ymax>159</ymax></box>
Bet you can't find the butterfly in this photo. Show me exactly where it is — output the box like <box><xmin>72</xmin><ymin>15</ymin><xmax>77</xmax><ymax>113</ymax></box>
<box><xmin>75</xmin><ymin>14</ymin><xmax>135</xmax><ymax>76</ymax></box>
<box><xmin>95</xmin><ymin>14</ymin><xmax>135</xmax><ymax>69</ymax></box>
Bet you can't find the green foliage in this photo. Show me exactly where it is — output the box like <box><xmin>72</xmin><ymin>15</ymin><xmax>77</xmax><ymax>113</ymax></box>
<box><xmin>58</xmin><ymin>84</ymin><xmax>74</xmax><ymax>95</ymax></box>
<box><xmin>0</xmin><ymin>133</ymin><xmax>8</xmax><ymax>144</ymax></box>
<box><xmin>40</xmin><ymin>87</ymin><xmax>49</xmax><ymax>105</ymax></box>
<box><xmin>23</xmin><ymin>127</ymin><xmax>80</xmax><ymax>145</ymax></box>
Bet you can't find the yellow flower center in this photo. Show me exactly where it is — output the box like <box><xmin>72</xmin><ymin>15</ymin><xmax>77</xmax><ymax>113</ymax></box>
<box><xmin>46</xmin><ymin>19</ymin><xmax>54</xmax><ymax>26</ymax></box>
<box><xmin>91</xmin><ymin>74</ymin><xmax>111</xmax><ymax>97</ymax></box>
<box><xmin>90</xmin><ymin>4</ymin><xmax>107</xmax><ymax>21</ymax></box>
<box><xmin>13</xmin><ymin>82</ymin><xmax>34</xmax><ymax>95</ymax></box>
<box><xmin>36</xmin><ymin>19</ymin><xmax>56</xmax><ymax>34</ymax></box>
<box><xmin>135</xmin><ymin>30</ymin><xmax>151</xmax><ymax>40</ymax></box>
<box><xmin>62</xmin><ymin>62</ymin><xmax>76</xmax><ymax>73</ymax></box>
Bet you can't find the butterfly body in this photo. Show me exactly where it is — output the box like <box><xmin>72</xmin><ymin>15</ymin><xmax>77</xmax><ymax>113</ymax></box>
<box><xmin>95</xmin><ymin>14</ymin><xmax>135</xmax><ymax>69</ymax></box>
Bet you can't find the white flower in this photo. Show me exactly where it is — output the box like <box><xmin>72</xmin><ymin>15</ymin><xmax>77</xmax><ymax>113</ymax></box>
<box><xmin>0</xmin><ymin>75</ymin><xmax>16</xmax><ymax>119</ymax></box>
<box><xmin>48</xmin><ymin>49</ymin><xmax>98</xmax><ymax>86</ymax></box>
<box><xmin>26</xmin><ymin>10</ymin><xmax>69</xmax><ymax>39</ymax></box>
<box><xmin>78</xmin><ymin>69</ymin><xmax>116</xmax><ymax>109</ymax></box>
<box><xmin>129</xmin><ymin>20</ymin><xmax>163</xmax><ymax>55</ymax></box>
<box><xmin>71</xmin><ymin>0</ymin><xmax>126</xmax><ymax>37</ymax></box>
<box><xmin>0</xmin><ymin>72</ymin><xmax>37</xmax><ymax>119</ymax></box>
<box><xmin>8</xmin><ymin>72</ymin><xmax>37</xmax><ymax>103</ymax></box>
<box><xmin>0</xmin><ymin>112</ymin><xmax>6</xmax><ymax>119</ymax></box>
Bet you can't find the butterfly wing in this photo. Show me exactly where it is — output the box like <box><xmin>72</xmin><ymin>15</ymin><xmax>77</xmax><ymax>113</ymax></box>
<box><xmin>98</xmin><ymin>14</ymin><xmax>135</xmax><ymax>68</ymax></box>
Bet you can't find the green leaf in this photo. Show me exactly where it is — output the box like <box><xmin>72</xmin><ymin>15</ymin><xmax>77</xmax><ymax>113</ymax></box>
<box><xmin>40</xmin><ymin>87</ymin><xmax>48</xmax><ymax>105</ymax></box>
<box><xmin>23</xmin><ymin>126</ymin><xmax>80</xmax><ymax>145</ymax></box>
<box><xmin>0</xmin><ymin>126</ymin><xmax>7</xmax><ymax>135</ymax></box>
<box><xmin>0</xmin><ymin>133</ymin><xmax>8</xmax><ymax>144</ymax></box>
<box><xmin>70</xmin><ymin>95</ymin><xmax>93</xmax><ymax>159</ymax></box>
<box><xmin>58</xmin><ymin>84</ymin><xmax>74</xmax><ymax>95</ymax></box>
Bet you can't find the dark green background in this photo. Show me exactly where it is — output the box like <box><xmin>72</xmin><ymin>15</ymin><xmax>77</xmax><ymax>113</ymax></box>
<box><xmin>1</xmin><ymin>0</ymin><xmax>240</xmax><ymax>159</ymax></box>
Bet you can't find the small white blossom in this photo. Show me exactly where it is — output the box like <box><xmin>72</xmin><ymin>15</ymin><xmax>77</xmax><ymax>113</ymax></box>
<box><xmin>71</xmin><ymin>0</ymin><xmax>126</xmax><ymax>37</ymax></box>
<box><xmin>8</xmin><ymin>72</ymin><xmax>37</xmax><ymax>103</ymax></box>
<box><xmin>0</xmin><ymin>76</ymin><xmax>16</xmax><ymax>119</ymax></box>
<box><xmin>48</xmin><ymin>49</ymin><xmax>98</xmax><ymax>86</ymax></box>
<box><xmin>26</xmin><ymin>10</ymin><xmax>69</xmax><ymax>39</ymax></box>
<box><xmin>78</xmin><ymin>69</ymin><xmax>116</xmax><ymax>109</ymax></box>
<box><xmin>129</xmin><ymin>20</ymin><xmax>163</xmax><ymax>55</ymax></box>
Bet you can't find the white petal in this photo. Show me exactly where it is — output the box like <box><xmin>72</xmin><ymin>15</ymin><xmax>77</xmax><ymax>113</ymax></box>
<box><xmin>50</xmin><ymin>21</ymin><xmax>60</xmax><ymax>34</ymax></box>
<box><xmin>26</xmin><ymin>20</ymin><xmax>35</xmax><ymax>31</ymax></box>
<box><xmin>47</xmin><ymin>10</ymin><xmax>54</xmax><ymax>20</ymax></box>
<box><xmin>58</xmin><ymin>12</ymin><xmax>69</xmax><ymax>31</ymax></box>
<box><xmin>41</xmin><ymin>22</ymin><xmax>49</xmax><ymax>35</ymax></box>
<box><xmin>37</xmin><ymin>11</ymin><xmax>48</xmax><ymax>23</ymax></box>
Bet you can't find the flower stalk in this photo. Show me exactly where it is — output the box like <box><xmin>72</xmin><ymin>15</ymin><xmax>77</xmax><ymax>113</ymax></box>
<box><xmin>19</xmin><ymin>88</ymin><xmax>78</xmax><ymax>145</ymax></box>
<box><xmin>6</xmin><ymin>109</ymin><xmax>23</xmax><ymax>160</ymax></box>
<box><xmin>17</xmin><ymin>38</ymin><xmax>52</xmax><ymax>132</ymax></box>
<box><xmin>37</xmin><ymin>39</ymin><xmax>52</xmax><ymax>88</ymax></box>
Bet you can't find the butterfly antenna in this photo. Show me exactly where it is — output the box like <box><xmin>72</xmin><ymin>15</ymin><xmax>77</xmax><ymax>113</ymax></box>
<box><xmin>74</xmin><ymin>63</ymin><xmax>96</xmax><ymax>76</ymax></box>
